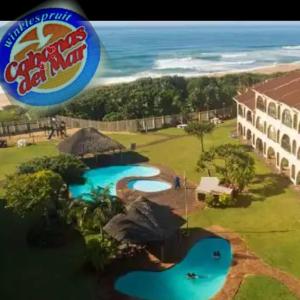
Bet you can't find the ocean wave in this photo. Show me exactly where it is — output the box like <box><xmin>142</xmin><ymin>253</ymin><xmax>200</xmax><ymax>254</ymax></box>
<box><xmin>90</xmin><ymin>64</ymin><xmax>266</xmax><ymax>87</ymax></box>
<box><xmin>282</xmin><ymin>45</ymin><xmax>300</xmax><ymax>49</ymax></box>
<box><xmin>221</xmin><ymin>52</ymin><xmax>248</xmax><ymax>58</ymax></box>
<box><xmin>154</xmin><ymin>57</ymin><xmax>256</xmax><ymax>71</ymax></box>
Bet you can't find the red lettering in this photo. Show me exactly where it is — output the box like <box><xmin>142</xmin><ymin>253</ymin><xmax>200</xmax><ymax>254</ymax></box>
<box><xmin>5</xmin><ymin>25</ymin><xmax>88</xmax><ymax>94</ymax></box>
<box><xmin>4</xmin><ymin>61</ymin><xmax>18</xmax><ymax>82</ymax></box>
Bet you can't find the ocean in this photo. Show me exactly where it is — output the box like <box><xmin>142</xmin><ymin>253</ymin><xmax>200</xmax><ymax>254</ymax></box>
<box><xmin>94</xmin><ymin>23</ymin><xmax>300</xmax><ymax>85</ymax></box>
<box><xmin>2</xmin><ymin>22</ymin><xmax>300</xmax><ymax>88</ymax></box>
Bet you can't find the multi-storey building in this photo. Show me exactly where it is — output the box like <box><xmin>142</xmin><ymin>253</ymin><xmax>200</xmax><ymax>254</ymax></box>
<box><xmin>234</xmin><ymin>71</ymin><xmax>300</xmax><ymax>185</ymax></box>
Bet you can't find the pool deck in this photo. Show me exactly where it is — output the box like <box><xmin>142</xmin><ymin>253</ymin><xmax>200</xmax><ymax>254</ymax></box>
<box><xmin>116</xmin><ymin>163</ymin><xmax>204</xmax><ymax>215</ymax></box>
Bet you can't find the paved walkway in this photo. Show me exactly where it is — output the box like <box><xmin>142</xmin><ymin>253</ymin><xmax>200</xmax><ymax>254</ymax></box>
<box><xmin>116</xmin><ymin>163</ymin><xmax>203</xmax><ymax>215</ymax></box>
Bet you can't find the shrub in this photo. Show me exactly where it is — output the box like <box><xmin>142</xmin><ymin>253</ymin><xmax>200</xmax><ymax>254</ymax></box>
<box><xmin>4</xmin><ymin>170</ymin><xmax>64</xmax><ymax>217</ymax></box>
<box><xmin>85</xmin><ymin>235</ymin><xmax>118</xmax><ymax>272</ymax></box>
<box><xmin>205</xmin><ymin>193</ymin><xmax>220</xmax><ymax>208</ymax></box>
<box><xmin>18</xmin><ymin>154</ymin><xmax>86</xmax><ymax>185</ymax></box>
<box><xmin>219</xmin><ymin>193</ymin><xmax>237</xmax><ymax>206</ymax></box>
<box><xmin>205</xmin><ymin>192</ymin><xmax>237</xmax><ymax>208</ymax></box>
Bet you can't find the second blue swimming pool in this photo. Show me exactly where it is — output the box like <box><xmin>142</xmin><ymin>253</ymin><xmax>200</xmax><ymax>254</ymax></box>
<box><xmin>115</xmin><ymin>237</ymin><xmax>232</xmax><ymax>300</ymax></box>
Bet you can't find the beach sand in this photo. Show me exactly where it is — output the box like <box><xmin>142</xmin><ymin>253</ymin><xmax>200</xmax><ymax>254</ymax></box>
<box><xmin>0</xmin><ymin>93</ymin><xmax>10</xmax><ymax>110</ymax></box>
<box><xmin>1</xmin><ymin>62</ymin><xmax>300</xmax><ymax>109</ymax></box>
<box><xmin>209</xmin><ymin>62</ymin><xmax>300</xmax><ymax>77</ymax></box>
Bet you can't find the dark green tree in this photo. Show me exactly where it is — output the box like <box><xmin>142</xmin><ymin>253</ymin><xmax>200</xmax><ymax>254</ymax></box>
<box><xmin>18</xmin><ymin>154</ymin><xmax>86</xmax><ymax>185</ymax></box>
<box><xmin>4</xmin><ymin>170</ymin><xmax>64</xmax><ymax>219</ymax></box>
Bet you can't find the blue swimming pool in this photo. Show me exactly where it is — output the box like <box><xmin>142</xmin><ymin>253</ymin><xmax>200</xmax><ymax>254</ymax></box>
<box><xmin>128</xmin><ymin>179</ymin><xmax>172</xmax><ymax>193</ymax></box>
<box><xmin>69</xmin><ymin>164</ymin><xmax>160</xmax><ymax>200</ymax></box>
<box><xmin>115</xmin><ymin>238</ymin><xmax>232</xmax><ymax>300</ymax></box>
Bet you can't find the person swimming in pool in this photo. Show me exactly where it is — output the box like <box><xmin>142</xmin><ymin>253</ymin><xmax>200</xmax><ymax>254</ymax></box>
<box><xmin>213</xmin><ymin>250</ymin><xmax>221</xmax><ymax>260</ymax></box>
<box><xmin>186</xmin><ymin>272</ymin><xmax>198</xmax><ymax>279</ymax></box>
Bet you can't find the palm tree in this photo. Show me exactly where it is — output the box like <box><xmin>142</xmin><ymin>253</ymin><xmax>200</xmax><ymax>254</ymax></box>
<box><xmin>197</xmin><ymin>149</ymin><xmax>216</xmax><ymax>177</ymax></box>
<box><xmin>68</xmin><ymin>185</ymin><xmax>124</xmax><ymax>236</ymax></box>
<box><xmin>185</xmin><ymin>121</ymin><xmax>215</xmax><ymax>152</ymax></box>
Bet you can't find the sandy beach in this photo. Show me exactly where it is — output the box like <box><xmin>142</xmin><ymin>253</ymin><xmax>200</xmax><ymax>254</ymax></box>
<box><xmin>0</xmin><ymin>93</ymin><xmax>10</xmax><ymax>109</ymax></box>
<box><xmin>1</xmin><ymin>62</ymin><xmax>300</xmax><ymax>110</ymax></box>
<box><xmin>208</xmin><ymin>62</ymin><xmax>300</xmax><ymax>77</ymax></box>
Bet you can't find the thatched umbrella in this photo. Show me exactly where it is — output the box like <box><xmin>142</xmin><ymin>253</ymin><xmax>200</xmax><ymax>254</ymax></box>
<box><xmin>57</xmin><ymin>127</ymin><xmax>125</xmax><ymax>156</ymax></box>
<box><xmin>104</xmin><ymin>196</ymin><xmax>185</xmax><ymax>260</ymax></box>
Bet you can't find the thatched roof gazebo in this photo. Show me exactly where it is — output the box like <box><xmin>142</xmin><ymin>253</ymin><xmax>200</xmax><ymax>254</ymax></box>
<box><xmin>57</xmin><ymin>127</ymin><xmax>125</xmax><ymax>157</ymax></box>
<box><xmin>104</xmin><ymin>196</ymin><xmax>185</xmax><ymax>260</ymax></box>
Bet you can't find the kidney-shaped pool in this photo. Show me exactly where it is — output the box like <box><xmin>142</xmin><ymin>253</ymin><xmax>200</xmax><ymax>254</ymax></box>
<box><xmin>70</xmin><ymin>164</ymin><xmax>160</xmax><ymax>200</ymax></box>
<box><xmin>115</xmin><ymin>237</ymin><xmax>232</xmax><ymax>300</ymax></box>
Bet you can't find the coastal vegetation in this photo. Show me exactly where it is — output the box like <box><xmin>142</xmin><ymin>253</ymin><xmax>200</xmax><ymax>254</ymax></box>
<box><xmin>0</xmin><ymin>105</ymin><xmax>29</xmax><ymax>122</ymax></box>
<box><xmin>0</xmin><ymin>72</ymin><xmax>285</xmax><ymax>124</ymax></box>
<box><xmin>57</xmin><ymin>73</ymin><xmax>280</xmax><ymax>121</ymax></box>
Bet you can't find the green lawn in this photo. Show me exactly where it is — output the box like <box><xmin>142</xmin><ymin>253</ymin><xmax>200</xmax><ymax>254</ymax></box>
<box><xmin>0</xmin><ymin>141</ymin><xmax>59</xmax><ymax>181</ymax></box>
<box><xmin>1</xmin><ymin>119</ymin><xmax>300</xmax><ymax>299</ymax></box>
<box><xmin>234</xmin><ymin>275</ymin><xmax>298</xmax><ymax>300</ymax></box>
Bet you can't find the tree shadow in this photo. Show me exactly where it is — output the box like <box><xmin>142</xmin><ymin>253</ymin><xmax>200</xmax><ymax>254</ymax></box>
<box><xmin>233</xmin><ymin>172</ymin><xmax>291</xmax><ymax>208</ymax></box>
<box><xmin>83</xmin><ymin>151</ymin><xmax>149</xmax><ymax>168</ymax></box>
<box><xmin>248</xmin><ymin>173</ymin><xmax>291</xmax><ymax>200</ymax></box>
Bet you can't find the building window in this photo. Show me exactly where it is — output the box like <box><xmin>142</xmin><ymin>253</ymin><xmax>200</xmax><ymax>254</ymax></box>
<box><xmin>292</xmin><ymin>165</ymin><xmax>296</xmax><ymax>179</ymax></box>
<box><xmin>282</xmin><ymin>109</ymin><xmax>292</xmax><ymax>128</ymax></box>
<box><xmin>238</xmin><ymin>123</ymin><xmax>243</xmax><ymax>136</ymax></box>
<box><xmin>267</xmin><ymin>125</ymin><xmax>277</xmax><ymax>142</ymax></box>
<box><xmin>281</xmin><ymin>134</ymin><xmax>291</xmax><ymax>152</ymax></box>
<box><xmin>267</xmin><ymin>102</ymin><xmax>277</xmax><ymax>119</ymax></box>
<box><xmin>246</xmin><ymin>129</ymin><xmax>252</xmax><ymax>141</ymax></box>
<box><xmin>267</xmin><ymin>147</ymin><xmax>275</xmax><ymax>159</ymax></box>
<box><xmin>256</xmin><ymin>117</ymin><xmax>264</xmax><ymax>132</ymax></box>
<box><xmin>293</xmin><ymin>114</ymin><xmax>298</xmax><ymax>129</ymax></box>
<box><xmin>246</xmin><ymin>111</ymin><xmax>252</xmax><ymax>123</ymax></box>
<box><xmin>257</xmin><ymin>96</ymin><xmax>266</xmax><ymax>112</ymax></box>
<box><xmin>256</xmin><ymin>138</ymin><xmax>263</xmax><ymax>153</ymax></box>
<box><xmin>293</xmin><ymin>140</ymin><xmax>297</xmax><ymax>155</ymax></box>
<box><xmin>238</xmin><ymin>104</ymin><xmax>243</xmax><ymax>117</ymax></box>
<box><xmin>297</xmin><ymin>172</ymin><xmax>300</xmax><ymax>185</ymax></box>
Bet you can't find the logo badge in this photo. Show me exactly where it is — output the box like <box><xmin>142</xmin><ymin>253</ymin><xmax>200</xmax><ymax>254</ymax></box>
<box><xmin>0</xmin><ymin>8</ymin><xmax>101</xmax><ymax>106</ymax></box>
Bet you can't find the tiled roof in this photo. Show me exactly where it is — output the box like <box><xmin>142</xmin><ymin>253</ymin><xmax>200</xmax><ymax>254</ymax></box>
<box><xmin>235</xmin><ymin>71</ymin><xmax>300</xmax><ymax>111</ymax></box>
<box><xmin>234</xmin><ymin>89</ymin><xmax>255</xmax><ymax>110</ymax></box>
<box><xmin>254</xmin><ymin>71</ymin><xmax>300</xmax><ymax>110</ymax></box>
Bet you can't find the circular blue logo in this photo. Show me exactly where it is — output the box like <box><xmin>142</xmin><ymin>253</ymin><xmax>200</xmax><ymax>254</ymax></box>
<box><xmin>0</xmin><ymin>8</ymin><xmax>101</xmax><ymax>106</ymax></box>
